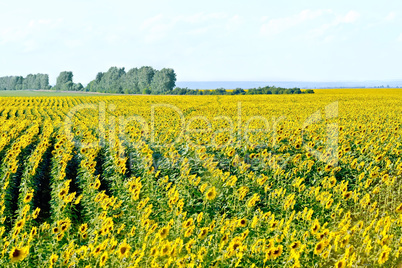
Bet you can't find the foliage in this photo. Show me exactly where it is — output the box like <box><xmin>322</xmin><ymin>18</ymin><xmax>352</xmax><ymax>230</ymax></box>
<box><xmin>246</xmin><ymin>86</ymin><xmax>302</xmax><ymax>95</ymax></box>
<box><xmin>0</xmin><ymin>74</ymin><xmax>49</xmax><ymax>90</ymax></box>
<box><xmin>87</xmin><ymin>66</ymin><xmax>176</xmax><ymax>94</ymax></box>
<box><xmin>53</xmin><ymin>71</ymin><xmax>74</xmax><ymax>91</ymax></box>
<box><xmin>170</xmin><ymin>86</ymin><xmax>311</xmax><ymax>95</ymax></box>
<box><xmin>1</xmin><ymin>69</ymin><xmax>310</xmax><ymax>96</ymax></box>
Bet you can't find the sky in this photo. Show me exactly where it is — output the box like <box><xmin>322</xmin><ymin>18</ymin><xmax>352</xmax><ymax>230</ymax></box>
<box><xmin>1</xmin><ymin>0</ymin><xmax>402</xmax><ymax>85</ymax></box>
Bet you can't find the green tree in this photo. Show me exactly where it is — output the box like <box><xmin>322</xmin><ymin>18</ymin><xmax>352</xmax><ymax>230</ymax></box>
<box><xmin>101</xmin><ymin>67</ymin><xmax>126</xmax><ymax>93</ymax></box>
<box><xmin>55</xmin><ymin>71</ymin><xmax>74</xmax><ymax>91</ymax></box>
<box><xmin>150</xmin><ymin>68</ymin><xmax>176</xmax><ymax>94</ymax></box>
<box><xmin>138</xmin><ymin>66</ymin><xmax>155</xmax><ymax>91</ymax></box>
<box><xmin>123</xmin><ymin>68</ymin><xmax>140</xmax><ymax>94</ymax></box>
<box><xmin>232</xmin><ymin>88</ymin><xmax>246</xmax><ymax>95</ymax></box>
<box><xmin>73</xmin><ymin>83</ymin><xmax>84</xmax><ymax>91</ymax></box>
<box><xmin>143</xmin><ymin>87</ymin><xmax>151</xmax><ymax>94</ymax></box>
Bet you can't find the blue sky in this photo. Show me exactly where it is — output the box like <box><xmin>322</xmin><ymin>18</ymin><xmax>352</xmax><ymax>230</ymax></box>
<box><xmin>1</xmin><ymin>0</ymin><xmax>402</xmax><ymax>84</ymax></box>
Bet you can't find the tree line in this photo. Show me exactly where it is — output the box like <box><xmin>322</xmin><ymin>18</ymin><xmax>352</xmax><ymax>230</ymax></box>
<box><xmin>51</xmin><ymin>66</ymin><xmax>176</xmax><ymax>94</ymax></box>
<box><xmin>0</xmin><ymin>74</ymin><xmax>50</xmax><ymax>90</ymax></box>
<box><xmin>0</xmin><ymin>68</ymin><xmax>314</xmax><ymax>95</ymax></box>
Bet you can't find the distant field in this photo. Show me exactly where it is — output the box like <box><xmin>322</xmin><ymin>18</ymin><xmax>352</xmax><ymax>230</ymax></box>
<box><xmin>0</xmin><ymin>90</ymin><xmax>111</xmax><ymax>97</ymax></box>
<box><xmin>312</xmin><ymin>88</ymin><xmax>402</xmax><ymax>95</ymax></box>
<box><xmin>1</xmin><ymin>88</ymin><xmax>400</xmax><ymax>97</ymax></box>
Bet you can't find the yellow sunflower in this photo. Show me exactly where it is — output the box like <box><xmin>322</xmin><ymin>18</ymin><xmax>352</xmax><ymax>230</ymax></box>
<box><xmin>205</xmin><ymin>187</ymin><xmax>217</xmax><ymax>201</ymax></box>
<box><xmin>99</xmin><ymin>251</ymin><xmax>108</xmax><ymax>267</ymax></box>
<box><xmin>238</xmin><ymin>218</ymin><xmax>247</xmax><ymax>228</ymax></box>
<box><xmin>117</xmin><ymin>240</ymin><xmax>131</xmax><ymax>259</ymax></box>
<box><xmin>23</xmin><ymin>191</ymin><xmax>34</xmax><ymax>203</ymax></box>
<box><xmin>314</xmin><ymin>241</ymin><xmax>325</xmax><ymax>255</ymax></box>
<box><xmin>334</xmin><ymin>259</ymin><xmax>346</xmax><ymax>268</ymax></box>
<box><xmin>10</xmin><ymin>246</ymin><xmax>29</xmax><ymax>263</ymax></box>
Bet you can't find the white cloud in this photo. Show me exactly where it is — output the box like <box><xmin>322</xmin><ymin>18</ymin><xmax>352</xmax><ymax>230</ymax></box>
<box><xmin>309</xmin><ymin>10</ymin><xmax>361</xmax><ymax>38</ymax></box>
<box><xmin>141</xmin><ymin>12</ymin><xmax>228</xmax><ymax>32</ymax></box>
<box><xmin>0</xmin><ymin>18</ymin><xmax>63</xmax><ymax>45</ymax></box>
<box><xmin>338</xmin><ymin>10</ymin><xmax>360</xmax><ymax>23</ymax></box>
<box><xmin>143</xmin><ymin>21</ymin><xmax>175</xmax><ymax>43</ymax></box>
<box><xmin>398</xmin><ymin>33</ymin><xmax>402</xmax><ymax>42</ymax></box>
<box><xmin>226</xmin><ymin>15</ymin><xmax>243</xmax><ymax>31</ymax></box>
<box><xmin>323</xmin><ymin>35</ymin><xmax>335</xmax><ymax>43</ymax></box>
<box><xmin>140</xmin><ymin>12</ymin><xmax>236</xmax><ymax>43</ymax></box>
<box><xmin>140</xmin><ymin>14</ymin><xmax>164</xmax><ymax>30</ymax></box>
<box><xmin>140</xmin><ymin>15</ymin><xmax>175</xmax><ymax>43</ymax></box>
<box><xmin>186</xmin><ymin>27</ymin><xmax>210</xmax><ymax>36</ymax></box>
<box><xmin>65</xmin><ymin>39</ymin><xmax>83</xmax><ymax>49</ymax></box>
<box><xmin>28</xmin><ymin>19</ymin><xmax>53</xmax><ymax>28</ymax></box>
<box><xmin>23</xmin><ymin>39</ymin><xmax>37</xmax><ymax>53</ymax></box>
<box><xmin>385</xmin><ymin>11</ymin><xmax>396</xmax><ymax>21</ymax></box>
<box><xmin>260</xmin><ymin>9</ymin><xmax>330</xmax><ymax>36</ymax></box>
<box><xmin>260</xmin><ymin>16</ymin><xmax>268</xmax><ymax>22</ymax></box>
<box><xmin>176</xmin><ymin>12</ymin><xmax>228</xmax><ymax>23</ymax></box>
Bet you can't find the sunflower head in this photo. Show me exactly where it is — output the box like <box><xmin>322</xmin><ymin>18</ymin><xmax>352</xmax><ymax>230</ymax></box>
<box><xmin>160</xmin><ymin>243</ymin><xmax>170</xmax><ymax>256</ymax></box>
<box><xmin>99</xmin><ymin>251</ymin><xmax>108</xmax><ymax>267</ymax></box>
<box><xmin>159</xmin><ymin>226</ymin><xmax>169</xmax><ymax>239</ymax></box>
<box><xmin>10</xmin><ymin>246</ymin><xmax>29</xmax><ymax>263</ymax></box>
<box><xmin>117</xmin><ymin>241</ymin><xmax>131</xmax><ymax>259</ymax></box>
<box><xmin>238</xmin><ymin>218</ymin><xmax>247</xmax><ymax>228</ymax></box>
<box><xmin>271</xmin><ymin>245</ymin><xmax>283</xmax><ymax>259</ymax></box>
<box><xmin>198</xmin><ymin>227</ymin><xmax>209</xmax><ymax>240</ymax></box>
<box><xmin>205</xmin><ymin>187</ymin><xmax>217</xmax><ymax>201</ymax></box>
<box><xmin>395</xmin><ymin>203</ymin><xmax>402</xmax><ymax>213</ymax></box>
<box><xmin>23</xmin><ymin>192</ymin><xmax>34</xmax><ymax>203</ymax></box>
<box><xmin>49</xmin><ymin>254</ymin><xmax>58</xmax><ymax>265</ymax></box>
<box><xmin>335</xmin><ymin>259</ymin><xmax>346</xmax><ymax>268</ymax></box>
<box><xmin>290</xmin><ymin>241</ymin><xmax>301</xmax><ymax>250</ymax></box>
<box><xmin>314</xmin><ymin>241</ymin><xmax>325</xmax><ymax>255</ymax></box>
<box><xmin>79</xmin><ymin>223</ymin><xmax>88</xmax><ymax>233</ymax></box>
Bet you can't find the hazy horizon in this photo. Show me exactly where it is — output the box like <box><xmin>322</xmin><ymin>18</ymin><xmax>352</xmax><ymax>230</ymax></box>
<box><xmin>175</xmin><ymin>80</ymin><xmax>402</xmax><ymax>89</ymax></box>
<box><xmin>41</xmin><ymin>79</ymin><xmax>402</xmax><ymax>89</ymax></box>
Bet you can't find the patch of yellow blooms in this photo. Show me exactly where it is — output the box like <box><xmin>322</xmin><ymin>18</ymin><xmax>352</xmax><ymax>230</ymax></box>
<box><xmin>0</xmin><ymin>88</ymin><xmax>401</xmax><ymax>267</ymax></box>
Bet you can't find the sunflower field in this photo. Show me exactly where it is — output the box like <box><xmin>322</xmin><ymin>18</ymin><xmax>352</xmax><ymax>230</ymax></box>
<box><xmin>0</xmin><ymin>88</ymin><xmax>401</xmax><ymax>267</ymax></box>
